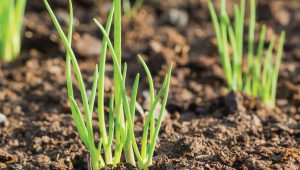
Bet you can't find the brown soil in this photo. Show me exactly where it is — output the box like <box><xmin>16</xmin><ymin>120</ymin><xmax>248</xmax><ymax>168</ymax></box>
<box><xmin>1</xmin><ymin>0</ymin><xmax>300</xmax><ymax>169</ymax></box>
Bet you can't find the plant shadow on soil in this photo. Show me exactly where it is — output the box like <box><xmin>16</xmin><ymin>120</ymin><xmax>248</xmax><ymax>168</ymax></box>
<box><xmin>0</xmin><ymin>0</ymin><xmax>300</xmax><ymax>169</ymax></box>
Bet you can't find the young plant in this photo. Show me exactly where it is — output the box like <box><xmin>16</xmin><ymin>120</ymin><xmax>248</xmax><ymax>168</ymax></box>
<box><xmin>0</xmin><ymin>0</ymin><xmax>26</xmax><ymax>62</ymax></box>
<box><xmin>123</xmin><ymin>0</ymin><xmax>144</xmax><ymax>20</ymax></box>
<box><xmin>44</xmin><ymin>0</ymin><xmax>172</xmax><ymax>169</ymax></box>
<box><xmin>208</xmin><ymin>0</ymin><xmax>285</xmax><ymax>107</ymax></box>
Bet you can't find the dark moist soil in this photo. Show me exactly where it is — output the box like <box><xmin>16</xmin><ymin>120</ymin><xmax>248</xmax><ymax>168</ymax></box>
<box><xmin>1</xmin><ymin>0</ymin><xmax>300</xmax><ymax>169</ymax></box>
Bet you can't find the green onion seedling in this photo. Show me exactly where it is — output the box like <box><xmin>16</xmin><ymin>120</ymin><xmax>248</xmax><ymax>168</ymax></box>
<box><xmin>208</xmin><ymin>0</ymin><xmax>285</xmax><ymax>107</ymax></box>
<box><xmin>44</xmin><ymin>0</ymin><xmax>172</xmax><ymax>169</ymax></box>
<box><xmin>0</xmin><ymin>0</ymin><xmax>26</xmax><ymax>62</ymax></box>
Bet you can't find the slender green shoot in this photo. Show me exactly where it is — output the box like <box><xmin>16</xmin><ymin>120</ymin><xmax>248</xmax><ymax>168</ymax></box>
<box><xmin>208</xmin><ymin>0</ymin><xmax>285</xmax><ymax>107</ymax></box>
<box><xmin>0</xmin><ymin>0</ymin><xmax>26</xmax><ymax>62</ymax></box>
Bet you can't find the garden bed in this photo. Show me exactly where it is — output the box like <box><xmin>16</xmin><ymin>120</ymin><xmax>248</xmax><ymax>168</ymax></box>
<box><xmin>0</xmin><ymin>0</ymin><xmax>300</xmax><ymax>169</ymax></box>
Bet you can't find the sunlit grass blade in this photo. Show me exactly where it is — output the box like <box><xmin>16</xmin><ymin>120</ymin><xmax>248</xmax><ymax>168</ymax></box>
<box><xmin>244</xmin><ymin>0</ymin><xmax>256</xmax><ymax>95</ymax></box>
<box><xmin>0</xmin><ymin>0</ymin><xmax>26</xmax><ymax>61</ymax></box>
<box><xmin>89</xmin><ymin>65</ymin><xmax>99</xmax><ymax>115</ymax></box>
<box><xmin>262</xmin><ymin>37</ymin><xmax>276</xmax><ymax>88</ymax></box>
<box><xmin>146</xmin><ymin>64</ymin><xmax>172</xmax><ymax>168</ymax></box>
<box><xmin>130</xmin><ymin>74</ymin><xmax>140</xmax><ymax>122</ymax></box>
<box><xmin>140</xmin><ymin>75</ymin><xmax>168</xmax><ymax>161</ymax></box>
<box><xmin>252</xmin><ymin>25</ymin><xmax>267</xmax><ymax>96</ymax></box>
<box><xmin>108</xmin><ymin>96</ymin><xmax>115</xmax><ymax>147</ymax></box>
<box><xmin>66</xmin><ymin>0</ymin><xmax>74</xmax><ymax>98</ymax></box>
<box><xmin>137</xmin><ymin>55</ymin><xmax>155</xmax><ymax>141</ymax></box>
<box><xmin>70</xmin><ymin>97</ymin><xmax>89</xmax><ymax>148</ymax></box>
<box><xmin>121</xmin><ymin>62</ymin><xmax>136</xmax><ymax>166</ymax></box>
<box><xmin>270</xmin><ymin>31</ymin><xmax>286</xmax><ymax>106</ymax></box>
<box><xmin>97</xmin><ymin>5</ymin><xmax>114</xmax><ymax>165</ymax></box>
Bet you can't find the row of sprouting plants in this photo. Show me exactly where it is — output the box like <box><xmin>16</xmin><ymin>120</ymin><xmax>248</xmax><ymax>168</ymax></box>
<box><xmin>1</xmin><ymin>0</ymin><xmax>286</xmax><ymax>169</ymax></box>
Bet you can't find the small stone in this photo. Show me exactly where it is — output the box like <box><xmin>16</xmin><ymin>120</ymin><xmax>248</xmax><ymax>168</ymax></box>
<box><xmin>0</xmin><ymin>113</ymin><xmax>7</xmax><ymax>125</ymax></box>
<box><xmin>0</xmin><ymin>163</ymin><xmax>6</xmax><ymax>169</ymax></box>
<box><xmin>150</xmin><ymin>40</ymin><xmax>162</xmax><ymax>53</ymax></box>
<box><xmin>41</xmin><ymin>136</ymin><xmax>50</xmax><ymax>144</ymax></box>
<box><xmin>37</xmin><ymin>155</ymin><xmax>50</xmax><ymax>163</ymax></box>
<box><xmin>7</xmin><ymin>164</ymin><xmax>23</xmax><ymax>170</ymax></box>
<box><xmin>195</xmin><ymin>107</ymin><xmax>205</xmax><ymax>115</ymax></box>
<box><xmin>74</xmin><ymin>33</ymin><xmax>102</xmax><ymax>57</ymax></box>
<box><xmin>273</xmin><ymin>2</ymin><xmax>290</xmax><ymax>26</ymax></box>
<box><xmin>56</xmin><ymin>10</ymin><xmax>79</xmax><ymax>27</ymax></box>
<box><xmin>168</xmin><ymin>8</ymin><xmax>189</xmax><ymax>28</ymax></box>
<box><xmin>252</xmin><ymin>114</ymin><xmax>262</xmax><ymax>127</ymax></box>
